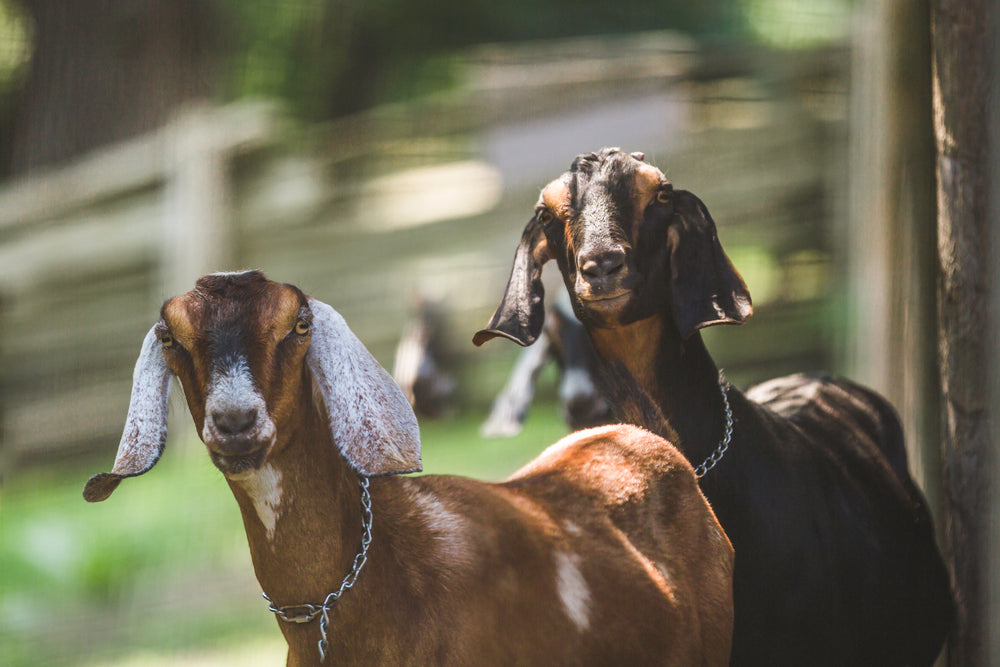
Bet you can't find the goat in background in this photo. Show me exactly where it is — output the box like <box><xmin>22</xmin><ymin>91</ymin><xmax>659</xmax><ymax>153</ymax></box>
<box><xmin>84</xmin><ymin>270</ymin><xmax>734</xmax><ymax>666</ymax></box>
<box><xmin>481</xmin><ymin>293</ymin><xmax>612</xmax><ymax>437</ymax></box>
<box><xmin>392</xmin><ymin>292</ymin><xmax>457</xmax><ymax>418</ymax></box>
<box><xmin>474</xmin><ymin>148</ymin><xmax>954</xmax><ymax>666</ymax></box>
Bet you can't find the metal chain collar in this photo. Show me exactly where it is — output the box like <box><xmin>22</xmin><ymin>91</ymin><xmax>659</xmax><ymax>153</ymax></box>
<box><xmin>694</xmin><ymin>371</ymin><xmax>734</xmax><ymax>478</ymax></box>
<box><xmin>262</xmin><ymin>475</ymin><xmax>373</xmax><ymax>663</ymax></box>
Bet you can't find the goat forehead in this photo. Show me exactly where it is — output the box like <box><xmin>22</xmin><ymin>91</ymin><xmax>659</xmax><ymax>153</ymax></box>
<box><xmin>166</xmin><ymin>279</ymin><xmax>304</xmax><ymax>353</ymax></box>
<box><xmin>207</xmin><ymin>317</ymin><xmax>253</xmax><ymax>369</ymax></box>
<box><xmin>568</xmin><ymin>151</ymin><xmax>665</xmax><ymax>204</ymax></box>
<box><xmin>571</xmin><ymin>165</ymin><xmax>638</xmax><ymax>217</ymax></box>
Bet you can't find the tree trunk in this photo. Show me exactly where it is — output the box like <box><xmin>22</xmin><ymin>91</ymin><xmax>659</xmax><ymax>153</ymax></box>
<box><xmin>931</xmin><ymin>0</ymin><xmax>994</xmax><ymax>664</ymax></box>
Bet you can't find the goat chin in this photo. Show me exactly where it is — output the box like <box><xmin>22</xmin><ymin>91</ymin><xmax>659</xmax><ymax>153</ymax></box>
<box><xmin>210</xmin><ymin>449</ymin><xmax>269</xmax><ymax>479</ymax></box>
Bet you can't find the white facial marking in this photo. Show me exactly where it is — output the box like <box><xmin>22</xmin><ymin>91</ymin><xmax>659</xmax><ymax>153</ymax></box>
<box><xmin>555</xmin><ymin>551</ymin><xmax>591</xmax><ymax>632</ymax></box>
<box><xmin>202</xmin><ymin>356</ymin><xmax>276</xmax><ymax>447</ymax></box>
<box><xmin>237</xmin><ymin>463</ymin><xmax>283</xmax><ymax>541</ymax></box>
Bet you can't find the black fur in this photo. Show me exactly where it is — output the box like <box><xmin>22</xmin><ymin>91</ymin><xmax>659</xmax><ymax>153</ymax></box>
<box><xmin>477</xmin><ymin>148</ymin><xmax>955</xmax><ymax>666</ymax></box>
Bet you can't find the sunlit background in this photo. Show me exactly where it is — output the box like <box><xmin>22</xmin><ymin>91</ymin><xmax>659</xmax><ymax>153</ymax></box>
<box><xmin>0</xmin><ymin>0</ymin><xmax>966</xmax><ymax>664</ymax></box>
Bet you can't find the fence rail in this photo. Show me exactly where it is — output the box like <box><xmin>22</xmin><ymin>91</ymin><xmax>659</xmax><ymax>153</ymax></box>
<box><xmin>0</xmin><ymin>34</ymin><xmax>849</xmax><ymax>469</ymax></box>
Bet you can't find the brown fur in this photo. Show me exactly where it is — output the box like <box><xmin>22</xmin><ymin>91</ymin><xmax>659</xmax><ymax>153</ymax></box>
<box><xmin>93</xmin><ymin>271</ymin><xmax>734</xmax><ymax>666</ymax></box>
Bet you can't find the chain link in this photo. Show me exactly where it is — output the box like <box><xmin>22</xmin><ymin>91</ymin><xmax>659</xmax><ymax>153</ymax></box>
<box><xmin>262</xmin><ymin>475</ymin><xmax>373</xmax><ymax>663</ymax></box>
<box><xmin>694</xmin><ymin>371</ymin><xmax>734</xmax><ymax>478</ymax></box>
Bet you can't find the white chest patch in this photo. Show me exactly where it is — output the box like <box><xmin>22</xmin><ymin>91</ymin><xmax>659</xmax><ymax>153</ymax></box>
<box><xmin>238</xmin><ymin>464</ymin><xmax>283</xmax><ymax>541</ymax></box>
<box><xmin>555</xmin><ymin>551</ymin><xmax>591</xmax><ymax>632</ymax></box>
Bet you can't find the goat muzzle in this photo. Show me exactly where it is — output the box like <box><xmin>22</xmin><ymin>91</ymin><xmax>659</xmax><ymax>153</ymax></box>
<box><xmin>574</xmin><ymin>245</ymin><xmax>637</xmax><ymax>307</ymax></box>
<box><xmin>203</xmin><ymin>407</ymin><xmax>277</xmax><ymax>476</ymax></box>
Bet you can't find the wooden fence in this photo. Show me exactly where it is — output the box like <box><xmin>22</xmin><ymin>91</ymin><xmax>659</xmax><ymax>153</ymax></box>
<box><xmin>0</xmin><ymin>33</ymin><xmax>850</xmax><ymax>470</ymax></box>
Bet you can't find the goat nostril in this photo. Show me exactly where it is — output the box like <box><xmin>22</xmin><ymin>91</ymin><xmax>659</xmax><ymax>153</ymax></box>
<box><xmin>580</xmin><ymin>250</ymin><xmax>626</xmax><ymax>279</ymax></box>
<box><xmin>212</xmin><ymin>408</ymin><xmax>258</xmax><ymax>435</ymax></box>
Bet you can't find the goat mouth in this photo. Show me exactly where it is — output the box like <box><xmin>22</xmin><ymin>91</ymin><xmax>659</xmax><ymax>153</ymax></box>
<box><xmin>209</xmin><ymin>446</ymin><xmax>269</xmax><ymax>477</ymax></box>
<box><xmin>577</xmin><ymin>289</ymin><xmax>632</xmax><ymax>307</ymax></box>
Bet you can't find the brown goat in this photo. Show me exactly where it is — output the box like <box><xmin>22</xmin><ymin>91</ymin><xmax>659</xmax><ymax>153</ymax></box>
<box><xmin>84</xmin><ymin>270</ymin><xmax>734</xmax><ymax>666</ymax></box>
<box><xmin>475</xmin><ymin>149</ymin><xmax>954</xmax><ymax>666</ymax></box>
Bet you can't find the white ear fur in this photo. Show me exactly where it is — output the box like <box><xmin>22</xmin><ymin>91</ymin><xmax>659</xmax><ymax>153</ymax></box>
<box><xmin>307</xmin><ymin>297</ymin><xmax>422</xmax><ymax>476</ymax></box>
<box><xmin>83</xmin><ymin>326</ymin><xmax>173</xmax><ymax>502</ymax></box>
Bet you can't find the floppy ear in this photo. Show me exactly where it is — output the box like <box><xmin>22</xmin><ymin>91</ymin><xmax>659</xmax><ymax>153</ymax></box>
<box><xmin>473</xmin><ymin>217</ymin><xmax>551</xmax><ymax>347</ymax></box>
<box><xmin>83</xmin><ymin>326</ymin><xmax>173</xmax><ymax>502</ymax></box>
<box><xmin>307</xmin><ymin>297</ymin><xmax>422</xmax><ymax>476</ymax></box>
<box><xmin>668</xmin><ymin>191</ymin><xmax>752</xmax><ymax>338</ymax></box>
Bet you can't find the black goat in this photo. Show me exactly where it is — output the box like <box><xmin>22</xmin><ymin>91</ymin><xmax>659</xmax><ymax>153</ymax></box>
<box><xmin>474</xmin><ymin>148</ymin><xmax>954</xmax><ymax>666</ymax></box>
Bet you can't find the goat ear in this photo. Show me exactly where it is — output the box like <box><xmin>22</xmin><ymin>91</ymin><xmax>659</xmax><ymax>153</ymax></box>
<box><xmin>473</xmin><ymin>217</ymin><xmax>551</xmax><ymax>347</ymax></box>
<box><xmin>83</xmin><ymin>326</ymin><xmax>173</xmax><ymax>502</ymax></box>
<box><xmin>307</xmin><ymin>298</ymin><xmax>422</xmax><ymax>476</ymax></box>
<box><xmin>668</xmin><ymin>191</ymin><xmax>753</xmax><ymax>338</ymax></box>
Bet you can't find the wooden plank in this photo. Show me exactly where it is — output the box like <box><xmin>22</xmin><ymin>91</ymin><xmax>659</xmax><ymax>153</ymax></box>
<box><xmin>0</xmin><ymin>46</ymin><xmax>849</xmax><ymax>470</ymax></box>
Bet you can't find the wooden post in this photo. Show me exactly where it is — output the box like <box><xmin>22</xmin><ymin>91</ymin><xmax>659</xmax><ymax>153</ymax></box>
<box><xmin>845</xmin><ymin>0</ymin><xmax>941</xmax><ymax>512</ymax></box>
<box><xmin>160</xmin><ymin>103</ymin><xmax>234</xmax><ymax>298</ymax></box>
<box><xmin>158</xmin><ymin>101</ymin><xmax>277</xmax><ymax>298</ymax></box>
<box><xmin>931</xmin><ymin>0</ymin><xmax>994</xmax><ymax>664</ymax></box>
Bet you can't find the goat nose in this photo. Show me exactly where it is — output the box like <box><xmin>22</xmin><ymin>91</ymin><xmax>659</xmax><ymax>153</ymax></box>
<box><xmin>212</xmin><ymin>408</ymin><xmax>258</xmax><ymax>435</ymax></box>
<box><xmin>579</xmin><ymin>248</ymin><xmax>626</xmax><ymax>279</ymax></box>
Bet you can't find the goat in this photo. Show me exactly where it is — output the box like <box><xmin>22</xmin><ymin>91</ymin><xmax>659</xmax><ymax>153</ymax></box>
<box><xmin>481</xmin><ymin>293</ymin><xmax>613</xmax><ymax>437</ymax></box>
<box><xmin>392</xmin><ymin>293</ymin><xmax>456</xmax><ymax>418</ymax></box>
<box><xmin>84</xmin><ymin>270</ymin><xmax>734</xmax><ymax>666</ymax></box>
<box><xmin>474</xmin><ymin>148</ymin><xmax>954</xmax><ymax>666</ymax></box>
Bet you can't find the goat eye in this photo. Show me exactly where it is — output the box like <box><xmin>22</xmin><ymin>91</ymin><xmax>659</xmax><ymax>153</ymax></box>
<box><xmin>656</xmin><ymin>189</ymin><xmax>672</xmax><ymax>204</ymax></box>
<box><xmin>294</xmin><ymin>319</ymin><xmax>311</xmax><ymax>336</ymax></box>
<box><xmin>536</xmin><ymin>209</ymin><xmax>553</xmax><ymax>225</ymax></box>
<box><xmin>160</xmin><ymin>333</ymin><xmax>175</xmax><ymax>349</ymax></box>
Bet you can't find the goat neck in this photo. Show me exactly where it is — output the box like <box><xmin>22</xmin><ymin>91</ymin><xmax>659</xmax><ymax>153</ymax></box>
<box><xmin>227</xmin><ymin>390</ymin><xmax>360</xmax><ymax>601</ymax></box>
<box><xmin>587</xmin><ymin>315</ymin><xmax>727</xmax><ymax>461</ymax></box>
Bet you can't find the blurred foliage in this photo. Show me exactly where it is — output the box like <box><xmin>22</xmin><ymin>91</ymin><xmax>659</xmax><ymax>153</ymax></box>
<box><xmin>217</xmin><ymin>0</ymin><xmax>851</xmax><ymax>120</ymax></box>
<box><xmin>0</xmin><ymin>0</ymin><xmax>30</xmax><ymax>89</ymax></box>
<box><xmin>219</xmin><ymin>0</ymin><xmax>744</xmax><ymax>120</ymax></box>
<box><xmin>0</xmin><ymin>0</ymin><xmax>30</xmax><ymax>169</ymax></box>
<box><xmin>742</xmin><ymin>0</ymin><xmax>851</xmax><ymax>48</ymax></box>
<box><xmin>0</xmin><ymin>0</ymin><xmax>852</xmax><ymax>169</ymax></box>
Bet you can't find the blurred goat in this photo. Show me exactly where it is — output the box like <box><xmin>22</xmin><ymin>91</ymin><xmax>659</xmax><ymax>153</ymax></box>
<box><xmin>392</xmin><ymin>293</ymin><xmax>456</xmax><ymax>418</ymax></box>
<box><xmin>475</xmin><ymin>148</ymin><xmax>954</xmax><ymax>666</ymax></box>
<box><xmin>481</xmin><ymin>293</ymin><xmax>612</xmax><ymax>437</ymax></box>
<box><xmin>85</xmin><ymin>270</ymin><xmax>734</xmax><ymax>666</ymax></box>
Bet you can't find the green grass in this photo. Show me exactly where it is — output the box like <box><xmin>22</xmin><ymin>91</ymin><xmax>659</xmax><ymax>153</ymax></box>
<box><xmin>1</xmin><ymin>404</ymin><xmax>570</xmax><ymax>666</ymax></box>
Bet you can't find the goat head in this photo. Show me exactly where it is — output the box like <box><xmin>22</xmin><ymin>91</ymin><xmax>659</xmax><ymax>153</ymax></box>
<box><xmin>84</xmin><ymin>270</ymin><xmax>420</xmax><ymax>502</ymax></box>
<box><xmin>474</xmin><ymin>148</ymin><xmax>752</xmax><ymax>347</ymax></box>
